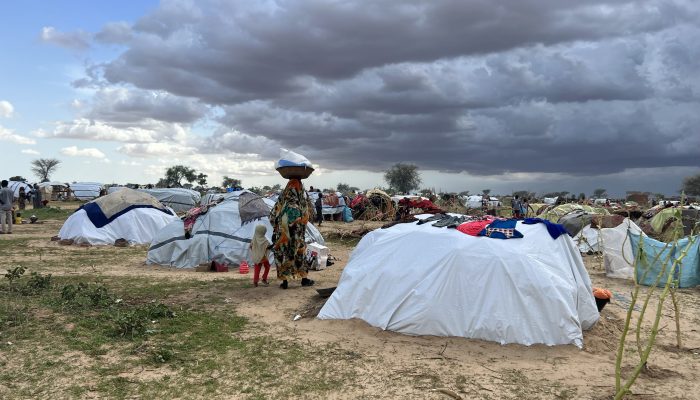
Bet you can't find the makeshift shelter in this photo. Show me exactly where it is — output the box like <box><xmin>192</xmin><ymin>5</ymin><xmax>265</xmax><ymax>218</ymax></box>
<box><xmin>310</xmin><ymin>191</ymin><xmax>347</xmax><ymax>219</ymax></box>
<box><xmin>600</xmin><ymin>218</ymin><xmax>644</xmax><ymax>280</ymax></box>
<box><xmin>629</xmin><ymin>233</ymin><xmax>700</xmax><ymax>288</ymax></box>
<box><xmin>71</xmin><ymin>182</ymin><xmax>103</xmax><ymax>200</ymax></box>
<box><xmin>8</xmin><ymin>181</ymin><xmax>32</xmax><ymax>200</ymax></box>
<box><xmin>537</xmin><ymin>204</ymin><xmax>609</xmax><ymax>223</ymax></box>
<box><xmin>318</xmin><ymin>217</ymin><xmax>599</xmax><ymax>347</ymax></box>
<box><xmin>350</xmin><ymin>189</ymin><xmax>395</xmax><ymax>220</ymax></box>
<box><xmin>57</xmin><ymin>188</ymin><xmax>178</xmax><ymax>245</ymax></box>
<box><xmin>464</xmin><ymin>195</ymin><xmax>499</xmax><ymax>209</ymax></box>
<box><xmin>648</xmin><ymin>207</ymin><xmax>700</xmax><ymax>242</ymax></box>
<box><xmin>139</xmin><ymin>188</ymin><xmax>201</xmax><ymax>213</ymax></box>
<box><xmin>146</xmin><ymin>190</ymin><xmax>324</xmax><ymax>268</ymax></box>
<box><xmin>38</xmin><ymin>181</ymin><xmax>70</xmax><ymax>200</ymax></box>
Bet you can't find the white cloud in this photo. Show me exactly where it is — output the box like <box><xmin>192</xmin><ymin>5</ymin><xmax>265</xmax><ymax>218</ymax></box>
<box><xmin>21</xmin><ymin>149</ymin><xmax>40</xmax><ymax>155</ymax></box>
<box><xmin>117</xmin><ymin>142</ymin><xmax>194</xmax><ymax>157</ymax></box>
<box><xmin>38</xmin><ymin>118</ymin><xmax>184</xmax><ymax>143</ymax></box>
<box><xmin>119</xmin><ymin>160</ymin><xmax>143</xmax><ymax>167</ymax></box>
<box><xmin>0</xmin><ymin>125</ymin><xmax>36</xmax><ymax>145</ymax></box>
<box><xmin>0</xmin><ymin>100</ymin><xmax>14</xmax><ymax>118</ymax></box>
<box><xmin>60</xmin><ymin>145</ymin><xmax>106</xmax><ymax>159</ymax></box>
<box><xmin>40</xmin><ymin>26</ymin><xmax>90</xmax><ymax>50</ymax></box>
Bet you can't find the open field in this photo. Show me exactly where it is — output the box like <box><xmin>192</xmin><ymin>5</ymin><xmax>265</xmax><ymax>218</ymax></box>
<box><xmin>1</xmin><ymin>210</ymin><xmax>699</xmax><ymax>399</ymax></box>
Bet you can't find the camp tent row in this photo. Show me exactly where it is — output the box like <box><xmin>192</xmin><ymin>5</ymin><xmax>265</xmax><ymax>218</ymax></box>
<box><xmin>147</xmin><ymin>190</ymin><xmax>324</xmax><ymax>268</ymax></box>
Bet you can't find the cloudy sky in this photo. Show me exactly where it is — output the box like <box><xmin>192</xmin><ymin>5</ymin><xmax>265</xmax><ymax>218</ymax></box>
<box><xmin>2</xmin><ymin>0</ymin><xmax>699</xmax><ymax>196</ymax></box>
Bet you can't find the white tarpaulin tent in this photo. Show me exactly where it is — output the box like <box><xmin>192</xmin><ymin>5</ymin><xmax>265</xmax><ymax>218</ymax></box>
<box><xmin>602</xmin><ymin>218</ymin><xmax>643</xmax><ymax>280</ymax></box>
<box><xmin>71</xmin><ymin>182</ymin><xmax>103</xmax><ymax>200</ymax></box>
<box><xmin>318</xmin><ymin>218</ymin><xmax>599</xmax><ymax>347</ymax></box>
<box><xmin>147</xmin><ymin>190</ymin><xmax>325</xmax><ymax>268</ymax></box>
<box><xmin>139</xmin><ymin>188</ymin><xmax>201</xmax><ymax>213</ymax></box>
<box><xmin>57</xmin><ymin>189</ymin><xmax>178</xmax><ymax>245</ymax></box>
<box><xmin>8</xmin><ymin>181</ymin><xmax>32</xmax><ymax>199</ymax></box>
<box><xmin>464</xmin><ymin>195</ymin><xmax>499</xmax><ymax>209</ymax></box>
<box><xmin>575</xmin><ymin>225</ymin><xmax>600</xmax><ymax>253</ymax></box>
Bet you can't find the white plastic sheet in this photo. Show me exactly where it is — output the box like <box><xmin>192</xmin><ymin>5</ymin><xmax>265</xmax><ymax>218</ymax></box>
<box><xmin>601</xmin><ymin>218</ymin><xmax>643</xmax><ymax>280</ymax></box>
<box><xmin>58</xmin><ymin>208</ymin><xmax>179</xmax><ymax>245</ymax></box>
<box><xmin>318</xmin><ymin>220</ymin><xmax>599</xmax><ymax>347</ymax></box>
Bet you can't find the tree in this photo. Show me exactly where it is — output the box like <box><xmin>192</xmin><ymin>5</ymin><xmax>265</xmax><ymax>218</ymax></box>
<box><xmin>248</xmin><ymin>186</ymin><xmax>263</xmax><ymax>195</ymax></box>
<box><xmin>482</xmin><ymin>189</ymin><xmax>491</xmax><ymax>196</ymax></box>
<box><xmin>593</xmin><ymin>188</ymin><xmax>607</xmax><ymax>198</ymax></box>
<box><xmin>579</xmin><ymin>192</ymin><xmax>586</xmax><ymax>200</ymax></box>
<box><xmin>31</xmin><ymin>158</ymin><xmax>61</xmax><ymax>182</ymax></box>
<box><xmin>682</xmin><ymin>173</ymin><xmax>700</xmax><ymax>197</ymax></box>
<box><xmin>384</xmin><ymin>163</ymin><xmax>421</xmax><ymax>194</ymax></box>
<box><xmin>162</xmin><ymin>165</ymin><xmax>201</xmax><ymax>187</ymax></box>
<box><xmin>196</xmin><ymin>173</ymin><xmax>207</xmax><ymax>187</ymax></box>
<box><xmin>9</xmin><ymin>176</ymin><xmax>26</xmax><ymax>182</ymax></box>
<box><xmin>337</xmin><ymin>183</ymin><xmax>350</xmax><ymax>193</ymax></box>
<box><xmin>222</xmin><ymin>176</ymin><xmax>242</xmax><ymax>188</ymax></box>
<box><xmin>458</xmin><ymin>190</ymin><xmax>470</xmax><ymax>197</ymax></box>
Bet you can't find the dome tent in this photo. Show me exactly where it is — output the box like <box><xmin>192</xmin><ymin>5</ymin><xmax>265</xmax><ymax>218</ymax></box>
<box><xmin>138</xmin><ymin>188</ymin><xmax>201</xmax><ymax>213</ymax></box>
<box><xmin>146</xmin><ymin>190</ymin><xmax>325</xmax><ymax>268</ymax></box>
<box><xmin>57</xmin><ymin>188</ymin><xmax>178</xmax><ymax>245</ymax></box>
<box><xmin>318</xmin><ymin>217</ymin><xmax>599</xmax><ymax>347</ymax></box>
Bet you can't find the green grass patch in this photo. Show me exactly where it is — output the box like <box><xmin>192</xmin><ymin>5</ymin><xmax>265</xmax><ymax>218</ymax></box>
<box><xmin>0</xmin><ymin>272</ymin><xmax>361</xmax><ymax>399</ymax></box>
<box><xmin>26</xmin><ymin>206</ymin><xmax>75</xmax><ymax>221</ymax></box>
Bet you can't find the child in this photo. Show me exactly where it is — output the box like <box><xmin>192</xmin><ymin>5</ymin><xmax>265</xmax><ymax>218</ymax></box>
<box><xmin>250</xmin><ymin>224</ymin><xmax>272</xmax><ymax>287</ymax></box>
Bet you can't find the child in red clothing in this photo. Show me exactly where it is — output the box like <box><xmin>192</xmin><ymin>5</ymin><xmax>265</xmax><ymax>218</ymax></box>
<box><xmin>250</xmin><ymin>224</ymin><xmax>272</xmax><ymax>287</ymax></box>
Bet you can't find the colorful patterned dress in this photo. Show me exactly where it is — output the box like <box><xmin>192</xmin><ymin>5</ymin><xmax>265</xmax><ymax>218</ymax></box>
<box><xmin>270</xmin><ymin>179</ymin><xmax>310</xmax><ymax>281</ymax></box>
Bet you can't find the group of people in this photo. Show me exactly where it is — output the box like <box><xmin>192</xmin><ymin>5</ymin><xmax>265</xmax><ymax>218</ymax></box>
<box><xmin>511</xmin><ymin>195</ymin><xmax>532</xmax><ymax>219</ymax></box>
<box><xmin>0</xmin><ymin>180</ymin><xmax>45</xmax><ymax>234</ymax></box>
<box><xmin>16</xmin><ymin>183</ymin><xmax>44</xmax><ymax>210</ymax></box>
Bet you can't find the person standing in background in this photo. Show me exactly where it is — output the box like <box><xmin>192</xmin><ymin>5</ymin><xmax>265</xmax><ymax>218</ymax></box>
<box><xmin>0</xmin><ymin>180</ymin><xmax>14</xmax><ymax>234</ymax></box>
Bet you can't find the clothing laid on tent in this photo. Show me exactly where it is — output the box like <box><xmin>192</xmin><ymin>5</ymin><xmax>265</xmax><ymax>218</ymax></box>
<box><xmin>318</xmin><ymin>215</ymin><xmax>599</xmax><ymax>347</ymax></box>
<box><xmin>138</xmin><ymin>188</ymin><xmax>201</xmax><ymax>213</ymax></box>
<box><xmin>57</xmin><ymin>188</ymin><xmax>178</xmax><ymax>245</ymax></box>
<box><xmin>146</xmin><ymin>190</ymin><xmax>324</xmax><ymax>268</ymax></box>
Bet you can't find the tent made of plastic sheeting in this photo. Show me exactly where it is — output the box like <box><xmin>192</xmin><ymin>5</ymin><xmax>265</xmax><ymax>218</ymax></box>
<box><xmin>575</xmin><ymin>225</ymin><xmax>600</xmax><ymax>253</ymax></box>
<box><xmin>649</xmin><ymin>207</ymin><xmax>700</xmax><ymax>242</ymax></box>
<box><xmin>538</xmin><ymin>204</ymin><xmax>609</xmax><ymax>223</ymax></box>
<box><xmin>544</xmin><ymin>197</ymin><xmax>558</xmax><ymax>205</ymax></box>
<box><xmin>107</xmin><ymin>186</ymin><xmax>126</xmax><ymax>194</ymax></box>
<box><xmin>57</xmin><ymin>189</ymin><xmax>178</xmax><ymax>245</ymax></box>
<box><xmin>464</xmin><ymin>195</ymin><xmax>499</xmax><ymax>209</ymax></box>
<box><xmin>309</xmin><ymin>191</ymin><xmax>346</xmax><ymax>215</ymax></box>
<box><xmin>139</xmin><ymin>188</ymin><xmax>201</xmax><ymax>213</ymax></box>
<box><xmin>601</xmin><ymin>218</ymin><xmax>643</xmax><ymax>280</ymax></box>
<box><xmin>629</xmin><ymin>233</ymin><xmax>700</xmax><ymax>288</ymax></box>
<box><xmin>8</xmin><ymin>181</ymin><xmax>32</xmax><ymax>200</ymax></box>
<box><xmin>318</xmin><ymin>219</ymin><xmax>599</xmax><ymax>347</ymax></box>
<box><xmin>71</xmin><ymin>182</ymin><xmax>103</xmax><ymax>200</ymax></box>
<box><xmin>147</xmin><ymin>190</ymin><xmax>325</xmax><ymax>268</ymax></box>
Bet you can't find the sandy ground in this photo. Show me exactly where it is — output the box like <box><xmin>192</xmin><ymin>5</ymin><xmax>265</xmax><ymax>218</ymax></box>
<box><xmin>2</xmin><ymin>217</ymin><xmax>700</xmax><ymax>399</ymax></box>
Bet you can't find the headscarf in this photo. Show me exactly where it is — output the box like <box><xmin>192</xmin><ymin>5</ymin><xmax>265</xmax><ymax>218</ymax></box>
<box><xmin>250</xmin><ymin>224</ymin><xmax>270</xmax><ymax>264</ymax></box>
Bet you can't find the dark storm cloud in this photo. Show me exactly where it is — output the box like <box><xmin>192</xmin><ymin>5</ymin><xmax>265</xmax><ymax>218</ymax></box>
<box><xmin>86</xmin><ymin>88</ymin><xmax>207</xmax><ymax>125</ymax></box>
<box><xmin>94</xmin><ymin>22</ymin><xmax>133</xmax><ymax>44</ymax></box>
<box><xmin>87</xmin><ymin>0</ymin><xmax>700</xmax><ymax>176</ymax></box>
